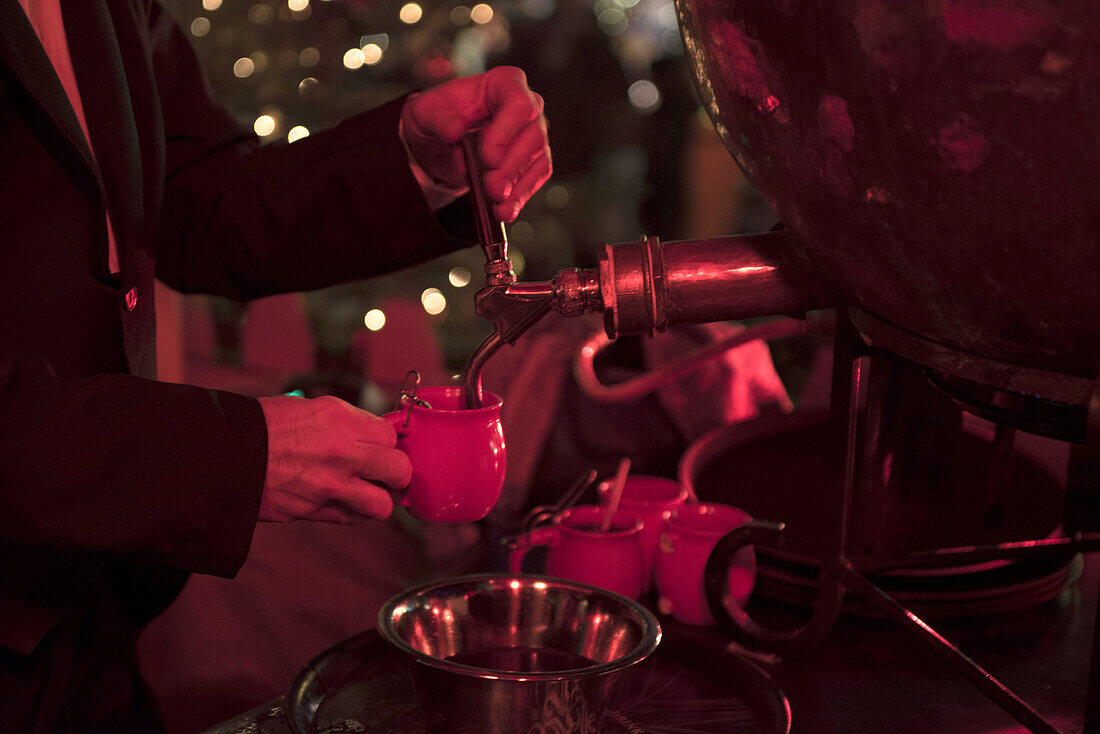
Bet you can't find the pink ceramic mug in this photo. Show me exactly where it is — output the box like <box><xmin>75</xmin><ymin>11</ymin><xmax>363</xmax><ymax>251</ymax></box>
<box><xmin>383</xmin><ymin>386</ymin><xmax>506</xmax><ymax>523</ymax></box>
<box><xmin>507</xmin><ymin>505</ymin><xmax>647</xmax><ymax>600</ymax></box>
<box><xmin>597</xmin><ymin>475</ymin><xmax>689</xmax><ymax>591</ymax></box>
<box><xmin>654</xmin><ymin>502</ymin><xmax>756</xmax><ymax>626</ymax></box>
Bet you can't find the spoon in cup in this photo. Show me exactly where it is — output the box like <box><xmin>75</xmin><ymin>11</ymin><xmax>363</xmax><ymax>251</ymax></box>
<box><xmin>600</xmin><ymin>458</ymin><xmax>632</xmax><ymax>533</ymax></box>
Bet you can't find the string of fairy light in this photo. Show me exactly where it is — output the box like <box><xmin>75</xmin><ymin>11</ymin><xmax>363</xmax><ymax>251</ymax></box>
<box><xmin>189</xmin><ymin>0</ymin><xmax>508</xmax><ymax>144</ymax></box>
<box><xmin>179</xmin><ymin>0</ymin><xmax>682</xmax><ymax>336</ymax></box>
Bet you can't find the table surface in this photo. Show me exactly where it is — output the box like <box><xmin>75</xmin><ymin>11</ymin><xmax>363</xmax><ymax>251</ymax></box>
<box><xmin>205</xmin><ymin>555</ymin><xmax>1096</xmax><ymax>734</ymax></box>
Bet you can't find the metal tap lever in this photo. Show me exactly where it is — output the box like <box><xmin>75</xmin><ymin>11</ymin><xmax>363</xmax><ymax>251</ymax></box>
<box><xmin>461</xmin><ymin>133</ymin><xmax>514</xmax><ymax>285</ymax></box>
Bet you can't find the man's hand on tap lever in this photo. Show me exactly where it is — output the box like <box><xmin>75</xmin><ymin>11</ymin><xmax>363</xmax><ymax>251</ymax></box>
<box><xmin>401</xmin><ymin>66</ymin><xmax>552</xmax><ymax>222</ymax></box>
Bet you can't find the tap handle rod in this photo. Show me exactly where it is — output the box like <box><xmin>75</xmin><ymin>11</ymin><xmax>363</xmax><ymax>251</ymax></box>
<box><xmin>461</xmin><ymin>132</ymin><xmax>508</xmax><ymax>264</ymax></box>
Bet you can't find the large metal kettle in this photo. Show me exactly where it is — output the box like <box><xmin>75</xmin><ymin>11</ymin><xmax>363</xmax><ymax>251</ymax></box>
<box><xmin>676</xmin><ymin>0</ymin><xmax>1100</xmax><ymax>380</ymax></box>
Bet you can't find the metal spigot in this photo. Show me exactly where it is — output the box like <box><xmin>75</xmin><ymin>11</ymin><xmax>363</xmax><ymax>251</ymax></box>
<box><xmin>459</xmin><ymin>137</ymin><xmax>832</xmax><ymax>408</ymax></box>
<box><xmin>459</xmin><ymin>133</ymin><xmax>607</xmax><ymax>407</ymax></box>
<box><xmin>462</xmin><ymin>283</ymin><xmax>553</xmax><ymax>409</ymax></box>
<box><xmin>461</xmin><ymin>132</ymin><xmax>548</xmax><ymax>407</ymax></box>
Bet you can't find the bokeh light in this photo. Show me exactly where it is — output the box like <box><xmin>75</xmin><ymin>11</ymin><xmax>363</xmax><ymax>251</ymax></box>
<box><xmin>470</xmin><ymin>3</ymin><xmax>494</xmax><ymax>23</ymax></box>
<box><xmin>545</xmin><ymin>184</ymin><xmax>570</xmax><ymax>208</ymax></box>
<box><xmin>657</xmin><ymin>0</ymin><xmax>678</xmax><ymax>28</ymax></box>
<box><xmin>364</xmin><ymin>309</ymin><xmax>386</xmax><ymax>331</ymax></box>
<box><xmin>596</xmin><ymin>7</ymin><xmax>629</xmax><ymax>35</ymax></box>
<box><xmin>253</xmin><ymin>115</ymin><xmax>276</xmax><ymax>136</ymax></box>
<box><xmin>661</xmin><ymin>28</ymin><xmax>683</xmax><ymax>55</ymax></box>
<box><xmin>362</xmin><ymin>43</ymin><xmax>383</xmax><ymax>65</ymax></box>
<box><xmin>421</xmin><ymin>288</ymin><xmax>447</xmax><ymax>315</ymax></box>
<box><xmin>287</xmin><ymin>125</ymin><xmax>310</xmax><ymax>143</ymax></box>
<box><xmin>509</xmin><ymin>220</ymin><xmax>534</xmax><ymax>243</ymax></box>
<box><xmin>247</xmin><ymin>3</ymin><xmax>273</xmax><ymax>24</ymax></box>
<box><xmin>298</xmin><ymin>47</ymin><xmax>320</xmax><ymax>67</ymax></box>
<box><xmin>399</xmin><ymin>3</ymin><xmax>423</xmax><ymax>24</ymax></box>
<box><xmin>190</xmin><ymin>17</ymin><xmax>211</xmax><ymax>37</ymax></box>
<box><xmin>510</xmin><ymin>249</ymin><xmax>526</xmax><ymax>276</ymax></box>
<box><xmin>202</xmin><ymin>0</ymin><xmax>222</xmax><ymax>10</ymax></box>
<box><xmin>343</xmin><ymin>48</ymin><xmax>365</xmax><ymax>69</ymax></box>
<box><xmin>233</xmin><ymin>57</ymin><xmax>255</xmax><ymax>78</ymax></box>
<box><xmin>448</xmin><ymin>266</ymin><xmax>472</xmax><ymax>288</ymax></box>
<box><xmin>288</xmin><ymin>0</ymin><xmax>310</xmax><ymax>11</ymax></box>
<box><xmin>628</xmin><ymin>79</ymin><xmax>661</xmax><ymax>113</ymax></box>
<box><xmin>450</xmin><ymin>5</ymin><xmax>471</xmax><ymax>24</ymax></box>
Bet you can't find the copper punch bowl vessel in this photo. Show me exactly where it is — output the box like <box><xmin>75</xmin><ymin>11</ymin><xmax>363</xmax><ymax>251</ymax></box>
<box><xmin>676</xmin><ymin>0</ymin><xmax>1100</xmax><ymax>379</ymax></box>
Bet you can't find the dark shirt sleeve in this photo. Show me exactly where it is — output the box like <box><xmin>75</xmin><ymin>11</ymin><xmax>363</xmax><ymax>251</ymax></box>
<box><xmin>0</xmin><ymin>349</ymin><xmax>265</xmax><ymax>577</ymax></box>
<box><xmin>145</xmin><ymin>3</ymin><xmax>476</xmax><ymax>300</ymax></box>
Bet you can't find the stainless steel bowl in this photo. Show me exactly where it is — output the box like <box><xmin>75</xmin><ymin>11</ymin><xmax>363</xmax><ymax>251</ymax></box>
<box><xmin>377</xmin><ymin>573</ymin><xmax>662</xmax><ymax>733</ymax></box>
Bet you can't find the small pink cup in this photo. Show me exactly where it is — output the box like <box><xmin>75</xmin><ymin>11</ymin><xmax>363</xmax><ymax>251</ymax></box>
<box><xmin>507</xmin><ymin>505</ymin><xmax>647</xmax><ymax>600</ymax></box>
<box><xmin>383</xmin><ymin>386</ymin><xmax>506</xmax><ymax>523</ymax></box>
<box><xmin>597</xmin><ymin>475</ymin><xmax>688</xmax><ymax>591</ymax></box>
<box><xmin>654</xmin><ymin>502</ymin><xmax>756</xmax><ymax>626</ymax></box>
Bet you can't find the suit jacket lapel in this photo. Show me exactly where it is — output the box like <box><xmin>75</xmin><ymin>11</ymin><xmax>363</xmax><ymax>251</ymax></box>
<box><xmin>64</xmin><ymin>0</ymin><xmax>144</xmax><ymax>271</ymax></box>
<box><xmin>0</xmin><ymin>0</ymin><xmax>97</xmax><ymax>174</ymax></box>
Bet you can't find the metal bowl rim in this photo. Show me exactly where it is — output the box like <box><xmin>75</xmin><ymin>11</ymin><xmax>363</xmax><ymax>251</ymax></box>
<box><xmin>376</xmin><ymin>573</ymin><xmax>662</xmax><ymax>681</ymax></box>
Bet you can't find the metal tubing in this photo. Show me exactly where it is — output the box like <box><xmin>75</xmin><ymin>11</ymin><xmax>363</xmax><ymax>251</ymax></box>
<box><xmin>572</xmin><ymin>315</ymin><xmax>824</xmax><ymax>403</ymax></box>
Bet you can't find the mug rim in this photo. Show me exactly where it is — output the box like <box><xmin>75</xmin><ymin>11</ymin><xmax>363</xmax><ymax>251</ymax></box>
<box><xmin>557</xmin><ymin>505</ymin><xmax>644</xmax><ymax>537</ymax></box>
<box><xmin>597</xmin><ymin>475</ymin><xmax>689</xmax><ymax>506</ymax></box>
<box><xmin>403</xmin><ymin>385</ymin><xmax>503</xmax><ymax>412</ymax></box>
<box><xmin>666</xmin><ymin>502</ymin><xmax>752</xmax><ymax>536</ymax></box>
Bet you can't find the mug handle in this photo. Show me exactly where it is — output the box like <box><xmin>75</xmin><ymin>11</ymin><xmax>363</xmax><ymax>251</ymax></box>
<box><xmin>520</xmin><ymin>506</ymin><xmax>556</xmax><ymax>534</ymax></box>
<box><xmin>508</xmin><ymin>526</ymin><xmax>558</xmax><ymax>574</ymax></box>
<box><xmin>382</xmin><ymin>411</ymin><xmax>408</xmax><ymax>438</ymax></box>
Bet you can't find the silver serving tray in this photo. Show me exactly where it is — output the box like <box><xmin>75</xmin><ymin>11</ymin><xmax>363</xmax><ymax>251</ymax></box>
<box><xmin>285</xmin><ymin>626</ymin><xmax>791</xmax><ymax>734</ymax></box>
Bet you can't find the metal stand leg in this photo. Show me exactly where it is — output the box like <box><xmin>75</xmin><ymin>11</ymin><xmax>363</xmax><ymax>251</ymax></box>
<box><xmin>705</xmin><ymin>308</ymin><xmax>864</xmax><ymax>656</ymax></box>
<box><xmin>704</xmin><ymin>308</ymin><xmax>1099</xmax><ymax>733</ymax></box>
<box><xmin>1088</xmin><ymin>568</ymin><xmax>1100</xmax><ymax>734</ymax></box>
<box><xmin>836</xmin><ymin>563</ymin><xmax>1062</xmax><ymax>733</ymax></box>
<box><xmin>1072</xmin><ymin>375</ymin><xmax>1100</xmax><ymax>732</ymax></box>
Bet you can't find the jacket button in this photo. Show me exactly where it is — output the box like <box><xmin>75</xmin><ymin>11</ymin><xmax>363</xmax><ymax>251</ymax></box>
<box><xmin>124</xmin><ymin>288</ymin><xmax>137</xmax><ymax>311</ymax></box>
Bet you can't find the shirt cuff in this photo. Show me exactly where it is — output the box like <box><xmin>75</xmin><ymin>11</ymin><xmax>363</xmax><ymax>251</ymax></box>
<box><xmin>398</xmin><ymin>117</ymin><xmax>467</xmax><ymax>211</ymax></box>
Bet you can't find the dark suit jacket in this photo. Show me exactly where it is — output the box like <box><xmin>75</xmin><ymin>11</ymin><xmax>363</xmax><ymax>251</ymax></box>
<box><xmin>0</xmin><ymin>0</ymin><xmax>471</xmax><ymax>666</ymax></box>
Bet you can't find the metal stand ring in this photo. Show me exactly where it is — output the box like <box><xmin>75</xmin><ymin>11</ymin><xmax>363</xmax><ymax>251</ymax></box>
<box><xmin>704</xmin><ymin>520</ymin><xmax>844</xmax><ymax>658</ymax></box>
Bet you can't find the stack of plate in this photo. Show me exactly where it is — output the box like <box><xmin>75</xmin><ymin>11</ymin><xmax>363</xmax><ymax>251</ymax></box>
<box><xmin>681</xmin><ymin>411</ymin><xmax>1080</xmax><ymax>619</ymax></box>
